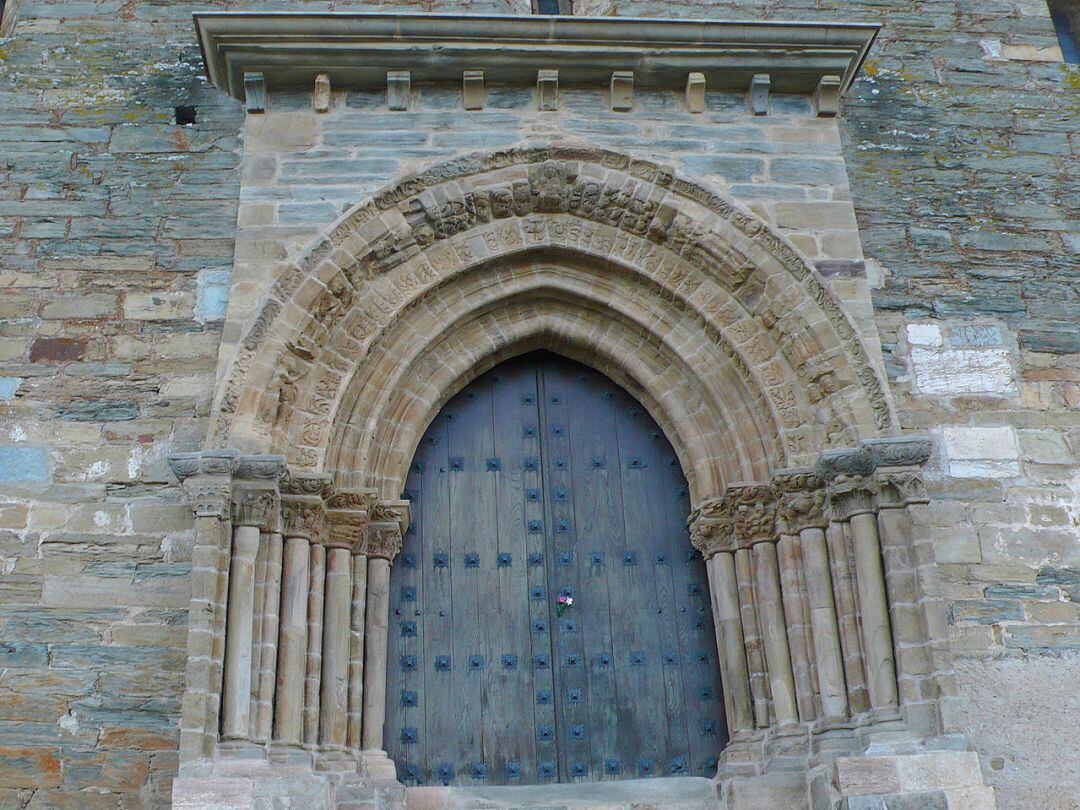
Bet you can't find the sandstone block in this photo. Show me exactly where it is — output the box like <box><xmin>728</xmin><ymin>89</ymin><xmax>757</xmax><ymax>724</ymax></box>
<box><xmin>123</xmin><ymin>291</ymin><xmax>195</xmax><ymax>321</ymax></box>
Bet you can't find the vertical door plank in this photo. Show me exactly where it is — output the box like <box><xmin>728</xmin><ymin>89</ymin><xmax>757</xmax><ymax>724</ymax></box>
<box><xmin>539</xmin><ymin>357</ymin><xmax>590</xmax><ymax>783</ymax></box>
<box><xmin>564</xmin><ymin>364</ymin><xmax>625</xmax><ymax>781</ymax></box>
<box><xmin>420</xmin><ymin>415</ymin><xmax>454</xmax><ymax>785</ymax></box>
<box><xmin>519</xmin><ymin>363</ymin><xmax>558</xmax><ymax>785</ymax></box>
<box><xmin>613</xmin><ymin>390</ymin><xmax>672</xmax><ymax>780</ymax></box>
<box><xmin>486</xmin><ymin>360</ymin><xmax>535</xmax><ymax>784</ymax></box>
<box><xmin>448</xmin><ymin>379</ymin><xmax>498</xmax><ymax>785</ymax></box>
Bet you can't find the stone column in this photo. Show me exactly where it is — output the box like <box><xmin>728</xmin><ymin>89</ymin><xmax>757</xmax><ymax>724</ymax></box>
<box><xmin>275</xmin><ymin>473</ymin><xmax>331</xmax><ymax>746</ymax></box>
<box><xmin>776</xmin><ymin>469</ymin><xmax>848</xmax><ymax>724</ymax></box>
<box><xmin>732</xmin><ymin>483</ymin><xmax>798</xmax><ymax>728</ymax></box>
<box><xmin>347</xmin><ymin>542</ymin><xmax>370</xmax><ymax>750</ymax></box>
<box><xmin>360</xmin><ymin>499</ymin><xmax>410</xmax><ymax>779</ymax></box>
<box><xmin>776</xmin><ymin>532</ymin><xmax>816</xmax><ymax>722</ymax></box>
<box><xmin>254</xmin><ymin>527</ymin><xmax>283</xmax><ymax>743</ymax></box>
<box><xmin>734</xmin><ymin>546</ymin><xmax>770</xmax><ymax>727</ymax></box>
<box><xmin>321</xmin><ymin>491</ymin><xmax>371</xmax><ymax>751</ymax></box>
<box><xmin>222</xmin><ymin>485</ymin><xmax>277</xmax><ymax>741</ymax></box>
<box><xmin>830</xmin><ymin>473</ymin><xmax>899</xmax><ymax>719</ymax></box>
<box><xmin>169</xmin><ymin>450</ymin><xmax>240</xmax><ymax>761</ymax></box>
<box><xmin>690</xmin><ymin>497</ymin><xmax>753</xmax><ymax>736</ymax></box>
<box><xmin>304</xmin><ymin>539</ymin><xmax>327</xmax><ymax>747</ymax></box>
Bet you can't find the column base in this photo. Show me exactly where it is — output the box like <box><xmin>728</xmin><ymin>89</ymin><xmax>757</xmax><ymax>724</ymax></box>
<box><xmin>360</xmin><ymin>748</ymin><xmax>399</xmax><ymax>783</ymax></box>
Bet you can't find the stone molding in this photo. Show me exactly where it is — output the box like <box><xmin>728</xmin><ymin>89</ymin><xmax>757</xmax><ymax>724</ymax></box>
<box><xmin>194</xmin><ymin>12</ymin><xmax>879</xmax><ymax>101</ymax></box>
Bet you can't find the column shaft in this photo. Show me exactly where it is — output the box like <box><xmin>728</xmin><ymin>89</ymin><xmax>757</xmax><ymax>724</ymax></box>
<box><xmin>734</xmin><ymin>548</ymin><xmax>770</xmax><ymax>727</ymax></box>
<box><xmin>320</xmin><ymin>547</ymin><xmax>352</xmax><ymax>748</ymax></box>
<box><xmin>254</xmin><ymin>531</ymin><xmax>283</xmax><ymax>742</ymax></box>
<box><xmin>777</xmin><ymin>533</ymin><xmax>816</xmax><ymax>722</ymax></box>
<box><xmin>361</xmin><ymin>557</ymin><xmax>391</xmax><ymax>751</ymax></box>
<box><xmin>347</xmin><ymin>554</ymin><xmax>369</xmax><ymax>749</ymax></box>
<box><xmin>248</xmin><ymin>531</ymin><xmax>268</xmax><ymax>720</ymax></box>
<box><xmin>303</xmin><ymin>543</ymin><xmax>326</xmax><ymax>746</ymax></box>
<box><xmin>221</xmin><ymin>524</ymin><xmax>261</xmax><ymax>740</ymax></box>
<box><xmin>274</xmin><ymin>535</ymin><xmax>310</xmax><ymax>744</ymax></box>
<box><xmin>710</xmin><ymin>552</ymin><xmax>753</xmax><ymax>734</ymax></box>
<box><xmin>827</xmin><ymin>521</ymin><xmax>870</xmax><ymax>714</ymax></box>
<box><xmin>752</xmin><ymin>541</ymin><xmax>798</xmax><ymax>726</ymax></box>
<box><xmin>800</xmin><ymin>526</ymin><xmax>848</xmax><ymax>721</ymax></box>
<box><xmin>850</xmin><ymin>511</ymin><xmax>899</xmax><ymax>714</ymax></box>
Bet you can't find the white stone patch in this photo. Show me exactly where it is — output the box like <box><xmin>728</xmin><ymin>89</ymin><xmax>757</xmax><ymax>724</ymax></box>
<box><xmin>910</xmin><ymin>347</ymin><xmax>1016</xmax><ymax>395</ymax></box>
<box><xmin>906</xmin><ymin>323</ymin><xmax>942</xmax><ymax>347</ymax></box>
<box><xmin>943</xmin><ymin>425</ymin><xmax>1021</xmax><ymax>478</ymax></box>
<box><xmin>58</xmin><ymin>711</ymin><xmax>80</xmax><ymax>735</ymax></box>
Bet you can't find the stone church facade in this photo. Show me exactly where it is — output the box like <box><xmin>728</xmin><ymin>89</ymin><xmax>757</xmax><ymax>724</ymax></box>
<box><xmin>0</xmin><ymin>1</ymin><xmax>1077</xmax><ymax>809</ymax></box>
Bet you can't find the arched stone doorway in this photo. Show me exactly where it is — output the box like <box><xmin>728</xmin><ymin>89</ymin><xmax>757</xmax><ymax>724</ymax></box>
<box><xmin>168</xmin><ymin>146</ymin><xmax>970</xmax><ymax>808</ymax></box>
<box><xmin>386</xmin><ymin>352</ymin><xmax>726</xmax><ymax>786</ymax></box>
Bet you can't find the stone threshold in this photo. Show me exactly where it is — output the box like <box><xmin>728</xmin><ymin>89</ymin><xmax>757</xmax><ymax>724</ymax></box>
<box><xmin>403</xmin><ymin>776</ymin><xmax>718</xmax><ymax>809</ymax></box>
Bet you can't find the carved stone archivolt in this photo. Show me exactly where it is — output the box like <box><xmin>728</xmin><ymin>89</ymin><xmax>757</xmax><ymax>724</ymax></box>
<box><xmin>207</xmin><ymin>146</ymin><xmax>896</xmax><ymax>498</ymax></box>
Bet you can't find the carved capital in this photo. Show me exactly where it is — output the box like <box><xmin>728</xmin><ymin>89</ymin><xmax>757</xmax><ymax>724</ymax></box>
<box><xmin>727</xmin><ymin>483</ymin><xmax>777</xmax><ymax>548</ymax></box>
<box><xmin>324</xmin><ymin>488</ymin><xmax>376</xmax><ymax>550</ymax></box>
<box><xmin>828</xmin><ymin>474</ymin><xmax>877</xmax><ymax>521</ymax></box>
<box><xmin>180</xmin><ymin>475</ymin><xmax>233</xmax><ymax>519</ymax></box>
<box><xmin>689</xmin><ymin>497</ymin><xmax>735</xmax><ymax>558</ymax></box>
<box><xmin>280</xmin><ymin>473</ymin><xmax>333</xmax><ymax>542</ymax></box>
<box><xmin>232</xmin><ymin>486</ymin><xmax>279</xmax><ymax>530</ymax></box>
<box><xmin>875</xmin><ymin>469</ymin><xmax>928</xmax><ymax>508</ymax></box>
<box><xmin>362</xmin><ymin>499</ymin><xmax>411</xmax><ymax>562</ymax></box>
<box><xmin>773</xmin><ymin>468</ymin><xmax>828</xmax><ymax>533</ymax></box>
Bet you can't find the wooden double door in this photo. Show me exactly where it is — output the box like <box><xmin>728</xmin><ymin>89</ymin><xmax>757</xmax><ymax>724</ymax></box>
<box><xmin>385</xmin><ymin>352</ymin><xmax>727</xmax><ymax>786</ymax></box>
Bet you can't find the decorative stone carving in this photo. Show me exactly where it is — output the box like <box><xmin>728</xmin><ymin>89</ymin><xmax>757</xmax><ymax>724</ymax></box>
<box><xmin>689</xmin><ymin>497</ymin><xmax>735</xmax><ymax>557</ymax></box>
<box><xmin>876</xmin><ymin>469</ymin><xmax>928</xmax><ymax>508</ymax></box>
<box><xmin>236</xmin><ymin>454</ymin><xmax>287</xmax><ymax>482</ymax></box>
<box><xmin>169</xmin><ymin>450</ymin><xmax>241</xmax><ymax>519</ymax></box>
<box><xmin>182</xmin><ymin>477</ymin><xmax>233</xmax><ymax>519</ymax></box>
<box><xmin>728</xmin><ymin>483</ymin><xmax>777</xmax><ymax>548</ymax></box>
<box><xmin>362</xmin><ymin>500</ymin><xmax>410</xmax><ymax>562</ymax></box>
<box><xmin>324</xmin><ymin>488</ymin><xmax>376</xmax><ymax>550</ymax></box>
<box><xmin>773</xmin><ymin>469</ymin><xmax>828</xmax><ymax>534</ymax></box>
<box><xmin>280</xmin><ymin>472</ymin><xmax>332</xmax><ymax>541</ymax></box>
<box><xmin>232</xmin><ymin>487</ymin><xmax>278</xmax><ymax>529</ymax></box>
<box><xmin>864</xmin><ymin>437</ymin><xmax>933</xmax><ymax>469</ymax></box>
<box><xmin>817</xmin><ymin>446</ymin><xmax>875</xmax><ymax>481</ymax></box>
<box><xmin>828</xmin><ymin>474</ymin><xmax>877</xmax><ymax>521</ymax></box>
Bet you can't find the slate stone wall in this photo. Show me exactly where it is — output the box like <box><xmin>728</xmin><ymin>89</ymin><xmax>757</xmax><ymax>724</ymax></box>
<box><xmin>0</xmin><ymin>0</ymin><xmax>1077</xmax><ymax>808</ymax></box>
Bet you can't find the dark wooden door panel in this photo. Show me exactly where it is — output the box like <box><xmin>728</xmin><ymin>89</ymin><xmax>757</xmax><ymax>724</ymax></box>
<box><xmin>386</xmin><ymin>352</ymin><xmax>727</xmax><ymax>786</ymax></box>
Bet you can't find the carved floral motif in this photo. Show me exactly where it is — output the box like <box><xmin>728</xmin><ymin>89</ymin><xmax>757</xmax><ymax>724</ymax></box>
<box><xmin>828</xmin><ymin>474</ymin><xmax>877</xmax><ymax>521</ymax></box>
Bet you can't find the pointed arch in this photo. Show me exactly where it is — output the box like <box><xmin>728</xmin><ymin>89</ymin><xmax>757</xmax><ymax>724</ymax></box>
<box><xmin>209</xmin><ymin>145</ymin><xmax>893</xmax><ymax>503</ymax></box>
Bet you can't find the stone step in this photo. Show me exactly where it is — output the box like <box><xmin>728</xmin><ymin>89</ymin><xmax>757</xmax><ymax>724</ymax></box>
<box><xmin>403</xmin><ymin>777</ymin><xmax>720</xmax><ymax>809</ymax></box>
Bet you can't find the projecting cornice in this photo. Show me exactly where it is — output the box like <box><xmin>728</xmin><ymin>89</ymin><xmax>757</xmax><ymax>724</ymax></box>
<box><xmin>193</xmin><ymin>11</ymin><xmax>879</xmax><ymax>103</ymax></box>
